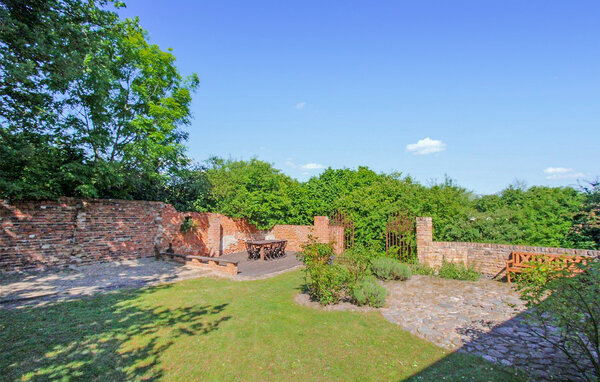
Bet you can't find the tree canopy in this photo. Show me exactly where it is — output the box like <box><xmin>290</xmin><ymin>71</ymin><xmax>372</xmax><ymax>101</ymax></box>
<box><xmin>0</xmin><ymin>0</ymin><xmax>198</xmax><ymax>199</ymax></box>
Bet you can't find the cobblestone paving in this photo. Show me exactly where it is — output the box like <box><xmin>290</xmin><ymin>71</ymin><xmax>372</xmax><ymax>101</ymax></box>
<box><xmin>380</xmin><ymin>275</ymin><xmax>585</xmax><ymax>381</ymax></box>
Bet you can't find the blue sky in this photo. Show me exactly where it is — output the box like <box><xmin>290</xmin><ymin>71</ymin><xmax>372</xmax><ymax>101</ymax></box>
<box><xmin>118</xmin><ymin>1</ymin><xmax>599</xmax><ymax>194</ymax></box>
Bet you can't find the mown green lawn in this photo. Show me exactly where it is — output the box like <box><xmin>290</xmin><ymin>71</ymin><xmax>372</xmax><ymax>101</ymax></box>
<box><xmin>0</xmin><ymin>270</ymin><xmax>526</xmax><ymax>381</ymax></box>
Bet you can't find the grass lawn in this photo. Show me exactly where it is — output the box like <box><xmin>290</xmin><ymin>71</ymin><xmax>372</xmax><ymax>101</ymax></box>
<box><xmin>0</xmin><ymin>270</ymin><xmax>526</xmax><ymax>381</ymax></box>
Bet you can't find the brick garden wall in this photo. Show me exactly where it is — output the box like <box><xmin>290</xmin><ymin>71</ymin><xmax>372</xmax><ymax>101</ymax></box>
<box><xmin>0</xmin><ymin>199</ymin><xmax>164</xmax><ymax>273</ymax></box>
<box><xmin>0</xmin><ymin>198</ymin><xmax>338</xmax><ymax>273</ymax></box>
<box><xmin>268</xmin><ymin>225</ymin><xmax>312</xmax><ymax>252</ymax></box>
<box><xmin>416</xmin><ymin>217</ymin><xmax>600</xmax><ymax>277</ymax></box>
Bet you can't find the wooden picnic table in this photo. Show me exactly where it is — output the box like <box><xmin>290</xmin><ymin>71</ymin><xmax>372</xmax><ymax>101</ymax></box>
<box><xmin>245</xmin><ymin>239</ymin><xmax>287</xmax><ymax>260</ymax></box>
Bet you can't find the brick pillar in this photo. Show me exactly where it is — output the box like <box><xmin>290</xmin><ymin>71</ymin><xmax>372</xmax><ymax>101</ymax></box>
<box><xmin>207</xmin><ymin>215</ymin><xmax>221</xmax><ymax>257</ymax></box>
<box><xmin>416</xmin><ymin>217</ymin><xmax>433</xmax><ymax>265</ymax></box>
<box><xmin>330</xmin><ymin>225</ymin><xmax>344</xmax><ymax>254</ymax></box>
<box><xmin>313</xmin><ymin>216</ymin><xmax>330</xmax><ymax>244</ymax></box>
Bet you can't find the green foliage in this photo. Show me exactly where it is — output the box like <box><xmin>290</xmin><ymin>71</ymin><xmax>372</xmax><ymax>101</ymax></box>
<box><xmin>352</xmin><ymin>277</ymin><xmax>388</xmax><ymax>307</ymax></box>
<box><xmin>298</xmin><ymin>236</ymin><xmax>335</xmax><ymax>266</ymax></box>
<box><xmin>335</xmin><ymin>245</ymin><xmax>385</xmax><ymax>289</ymax></box>
<box><xmin>371</xmin><ymin>258</ymin><xmax>412</xmax><ymax>281</ymax></box>
<box><xmin>298</xmin><ymin>238</ymin><xmax>348</xmax><ymax>305</ymax></box>
<box><xmin>517</xmin><ymin>260</ymin><xmax>600</xmax><ymax>381</ymax></box>
<box><xmin>200</xmin><ymin>158</ymin><xmax>309</xmax><ymax>230</ymax></box>
<box><xmin>568</xmin><ymin>180</ymin><xmax>600</xmax><ymax>249</ymax></box>
<box><xmin>179</xmin><ymin>216</ymin><xmax>198</xmax><ymax>234</ymax></box>
<box><xmin>339</xmin><ymin>244</ymin><xmax>382</xmax><ymax>268</ymax></box>
<box><xmin>438</xmin><ymin>260</ymin><xmax>480</xmax><ymax>281</ymax></box>
<box><xmin>298</xmin><ymin>239</ymin><xmax>389</xmax><ymax>306</ymax></box>
<box><xmin>0</xmin><ymin>0</ymin><xmax>198</xmax><ymax>200</ymax></box>
<box><xmin>513</xmin><ymin>261</ymin><xmax>563</xmax><ymax>296</ymax></box>
<box><xmin>304</xmin><ymin>264</ymin><xmax>351</xmax><ymax>305</ymax></box>
<box><xmin>409</xmin><ymin>262</ymin><xmax>436</xmax><ymax>276</ymax></box>
<box><xmin>470</xmin><ymin>185</ymin><xmax>585</xmax><ymax>248</ymax></box>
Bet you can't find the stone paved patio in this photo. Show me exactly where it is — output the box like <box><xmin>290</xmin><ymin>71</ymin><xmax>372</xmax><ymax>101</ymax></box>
<box><xmin>380</xmin><ymin>275</ymin><xmax>585</xmax><ymax>381</ymax></box>
<box><xmin>220</xmin><ymin>251</ymin><xmax>302</xmax><ymax>277</ymax></box>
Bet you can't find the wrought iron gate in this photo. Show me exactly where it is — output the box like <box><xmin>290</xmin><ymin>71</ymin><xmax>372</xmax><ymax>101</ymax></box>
<box><xmin>385</xmin><ymin>210</ymin><xmax>416</xmax><ymax>263</ymax></box>
<box><xmin>329</xmin><ymin>210</ymin><xmax>355</xmax><ymax>252</ymax></box>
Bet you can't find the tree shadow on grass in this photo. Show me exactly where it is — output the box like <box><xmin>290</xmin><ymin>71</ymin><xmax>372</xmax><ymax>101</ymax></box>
<box><xmin>0</xmin><ymin>284</ymin><xmax>231</xmax><ymax>381</ymax></box>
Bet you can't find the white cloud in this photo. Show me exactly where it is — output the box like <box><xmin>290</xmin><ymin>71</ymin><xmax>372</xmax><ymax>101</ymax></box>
<box><xmin>406</xmin><ymin>137</ymin><xmax>446</xmax><ymax>155</ymax></box>
<box><xmin>300</xmin><ymin>162</ymin><xmax>325</xmax><ymax>170</ymax></box>
<box><xmin>543</xmin><ymin>167</ymin><xmax>585</xmax><ymax>180</ymax></box>
<box><xmin>295</xmin><ymin>102</ymin><xmax>306</xmax><ymax>109</ymax></box>
<box><xmin>285</xmin><ymin>160</ymin><xmax>325</xmax><ymax>171</ymax></box>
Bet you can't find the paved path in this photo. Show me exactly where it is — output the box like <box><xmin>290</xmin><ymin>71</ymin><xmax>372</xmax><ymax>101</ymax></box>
<box><xmin>1</xmin><ymin>252</ymin><xmax>302</xmax><ymax>309</ymax></box>
<box><xmin>380</xmin><ymin>275</ymin><xmax>585</xmax><ymax>381</ymax></box>
<box><xmin>0</xmin><ymin>258</ymin><xmax>214</xmax><ymax>308</ymax></box>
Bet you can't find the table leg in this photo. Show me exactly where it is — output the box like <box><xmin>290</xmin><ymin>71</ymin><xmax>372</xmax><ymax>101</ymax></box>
<box><xmin>260</xmin><ymin>247</ymin><xmax>265</xmax><ymax>260</ymax></box>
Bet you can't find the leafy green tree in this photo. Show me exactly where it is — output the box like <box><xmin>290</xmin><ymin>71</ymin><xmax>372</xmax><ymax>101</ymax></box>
<box><xmin>569</xmin><ymin>180</ymin><xmax>600</xmax><ymax>249</ymax></box>
<box><xmin>201</xmin><ymin>158</ymin><xmax>308</xmax><ymax>229</ymax></box>
<box><xmin>303</xmin><ymin>167</ymin><xmax>384</xmax><ymax>216</ymax></box>
<box><xmin>0</xmin><ymin>0</ymin><xmax>198</xmax><ymax>200</ymax></box>
<box><xmin>473</xmin><ymin>186</ymin><xmax>584</xmax><ymax>248</ymax></box>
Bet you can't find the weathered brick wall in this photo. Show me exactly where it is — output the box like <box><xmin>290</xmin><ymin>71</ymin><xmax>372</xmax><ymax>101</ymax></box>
<box><xmin>269</xmin><ymin>217</ymin><xmax>342</xmax><ymax>253</ymax></box>
<box><xmin>1</xmin><ymin>198</ymin><xmax>340</xmax><ymax>273</ymax></box>
<box><xmin>1</xmin><ymin>198</ymin><xmax>164</xmax><ymax>273</ymax></box>
<box><xmin>269</xmin><ymin>224</ymin><xmax>313</xmax><ymax>252</ymax></box>
<box><xmin>416</xmin><ymin>217</ymin><xmax>600</xmax><ymax>277</ymax></box>
<box><xmin>159</xmin><ymin>206</ymin><xmax>265</xmax><ymax>257</ymax></box>
<box><xmin>1</xmin><ymin>199</ymin><xmax>77</xmax><ymax>272</ymax></box>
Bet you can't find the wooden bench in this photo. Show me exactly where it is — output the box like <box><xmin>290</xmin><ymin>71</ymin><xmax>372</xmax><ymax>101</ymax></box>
<box><xmin>159</xmin><ymin>245</ymin><xmax>239</xmax><ymax>275</ymax></box>
<box><xmin>506</xmin><ymin>251</ymin><xmax>586</xmax><ymax>283</ymax></box>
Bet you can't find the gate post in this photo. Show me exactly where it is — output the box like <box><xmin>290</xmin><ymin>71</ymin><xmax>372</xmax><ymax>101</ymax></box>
<box><xmin>416</xmin><ymin>217</ymin><xmax>433</xmax><ymax>265</ymax></box>
<box><xmin>314</xmin><ymin>216</ymin><xmax>330</xmax><ymax>244</ymax></box>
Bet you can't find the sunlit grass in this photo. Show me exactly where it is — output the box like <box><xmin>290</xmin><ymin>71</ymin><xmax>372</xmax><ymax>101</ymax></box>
<box><xmin>0</xmin><ymin>270</ymin><xmax>525</xmax><ymax>381</ymax></box>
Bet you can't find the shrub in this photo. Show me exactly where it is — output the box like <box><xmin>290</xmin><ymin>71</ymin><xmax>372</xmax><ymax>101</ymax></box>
<box><xmin>352</xmin><ymin>277</ymin><xmax>387</xmax><ymax>307</ymax></box>
<box><xmin>517</xmin><ymin>260</ymin><xmax>600</xmax><ymax>381</ymax></box>
<box><xmin>298</xmin><ymin>238</ymin><xmax>351</xmax><ymax>305</ymax></box>
<box><xmin>179</xmin><ymin>216</ymin><xmax>198</xmax><ymax>233</ymax></box>
<box><xmin>305</xmin><ymin>264</ymin><xmax>350</xmax><ymax>305</ymax></box>
<box><xmin>438</xmin><ymin>260</ymin><xmax>480</xmax><ymax>281</ymax></box>
<box><xmin>337</xmin><ymin>245</ymin><xmax>384</xmax><ymax>283</ymax></box>
<box><xmin>514</xmin><ymin>260</ymin><xmax>563</xmax><ymax>295</ymax></box>
<box><xmin>298</xmin><ymin>236</ymin><xmax>335</xmax><ymax>266</ymax></box>
<box><xmin>409</xmin><ymin>262</ymin><xmax>436</xmax><ymax>276</ymax></box>
<box><xmin>371</xmin><ymin>258</ymin><xmax>412</xmax><ymax>281</ymax></box>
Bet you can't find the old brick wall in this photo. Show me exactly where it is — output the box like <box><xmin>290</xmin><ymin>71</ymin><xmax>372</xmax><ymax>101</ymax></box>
<box><xmin>269</xmin><ymin>225</ymin><xmax>313</xmax><ymax>252</ymax></box>
<box><xmin>159</xmin><ymin>206</ymin><xmax>265</xmax><ymax>257</ymax></box>
<box><xmin>1</xmin><ymin>198</ymin><xmax>164</xmax><ymax>273</ymax></box>
<box><xmin>416</xmin><ymin>217</ymin><xmax>600</xmax><ymax>277</ymax></box>
<box><xmin>1</xmin><ymin>198</ymin><xmax>340</xmax><ymax>273</ymax></box>
<box><xmin>269</xmin><ymin>216</ymin><xmax>342</xmax><ymax>253</ymax></box>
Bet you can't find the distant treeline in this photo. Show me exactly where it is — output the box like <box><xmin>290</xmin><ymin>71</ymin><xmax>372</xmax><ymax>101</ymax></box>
<box><xmin>183</xmin><ymin>159</ymin><xmax>599</xmax><ymax>251</ymax></box>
